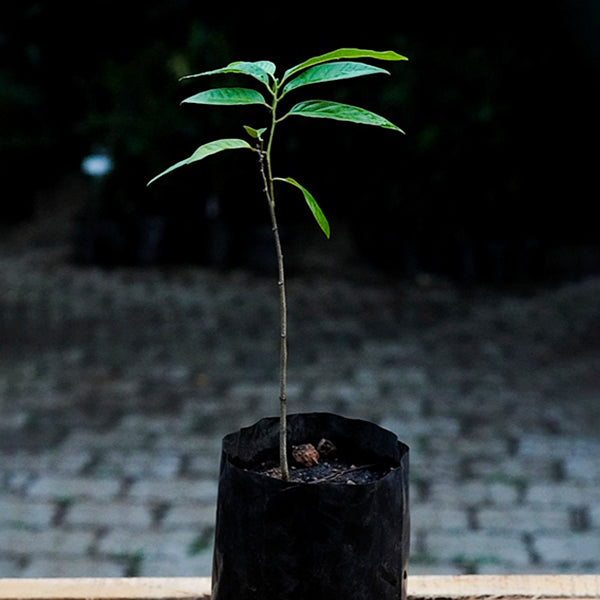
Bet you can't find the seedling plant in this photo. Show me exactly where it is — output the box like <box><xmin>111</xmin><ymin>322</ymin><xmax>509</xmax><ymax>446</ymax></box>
<box><xmin>149</xmin><ymin>48</ymin><xmax>407</xmax><ymax>480</ymax></box>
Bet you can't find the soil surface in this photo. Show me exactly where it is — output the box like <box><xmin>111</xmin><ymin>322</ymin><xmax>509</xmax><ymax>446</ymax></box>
<box><xmin>253</xmin><ymin>456</ymin><xmax>393</xmax><ymax>484</ymax></box>
<box><xmin>243</xmin><ymin>437</ymin><xmax>396</xmax><ymax>484</ymax></box>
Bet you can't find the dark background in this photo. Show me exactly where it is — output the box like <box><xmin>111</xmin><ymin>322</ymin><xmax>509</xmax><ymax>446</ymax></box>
<box><xmin>2</xmin><ymin>1</ymin><xmax>599</xmax><ymax>281</ymax></box>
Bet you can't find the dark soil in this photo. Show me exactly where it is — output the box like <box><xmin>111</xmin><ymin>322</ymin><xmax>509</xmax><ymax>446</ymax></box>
<box><xmin>251</xmin><ymin>456</ymin><xmax>394</xmax><ymax>485</ymax></box>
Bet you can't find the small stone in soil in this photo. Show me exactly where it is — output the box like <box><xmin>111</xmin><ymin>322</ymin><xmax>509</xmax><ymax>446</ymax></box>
<box><xmin>292</xmin><ymin>443</ymin><xmax>320</xmax><ymax>467</ymax></box>
<box><xmin>317</xmin><ymin>438</ymin><xmax>337</xmax><ymax>457</ymax></box>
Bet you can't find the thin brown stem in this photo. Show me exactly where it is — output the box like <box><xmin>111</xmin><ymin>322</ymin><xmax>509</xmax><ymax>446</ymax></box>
<box><xmin>257</xmin><ymin>135</ymin><xmax>290</xmax><ymax>482</ymax></box>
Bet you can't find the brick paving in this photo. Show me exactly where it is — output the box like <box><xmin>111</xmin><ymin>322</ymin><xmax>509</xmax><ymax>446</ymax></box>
<box><xmin>1</xmin><ymin>243</ymin><xmax>600</xmax><ymax>577</ymax></box>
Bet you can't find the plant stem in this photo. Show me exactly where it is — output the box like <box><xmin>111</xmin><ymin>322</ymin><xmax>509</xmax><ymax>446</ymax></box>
<box><xmin>271</xmin><ymin>199</ymin><xmax>289</xmax><ymax>482</ymax></box>
<box><xmin>258</xmin><ymin>108</ymin><xmax>290</xmax><ymax>481</ymax></box>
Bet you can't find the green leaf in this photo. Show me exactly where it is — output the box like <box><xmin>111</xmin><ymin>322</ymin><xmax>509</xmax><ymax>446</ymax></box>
<box><xmin>276</xmin><ymin>177</ymin><xmax>330</xmax><ymax>238</ymax></box>
<box><xmin>182</xmin><ymin>60</ymin><xmax>276</xmax><ymax>86</ymax></box>
<box><xmin>282</xmin><ymin>61</ymin><xmax>389</xmax><ymax>95</ymax></box>
<box><xmin>182</xmin><ymin>88</ymin><xmax>267</xmax><ymax>106</ymax></box>
<box><xmin>187</xmin><ymin>138</ymin><xmax>253</xmax><ymax>159</ymax></box>
<box><xmin>251</xmin><ymin>61</ymin><xmax>277</xmax><ymax>77</ymax></box>
<box><xmin>147</xmin><ymin>138</ymin><xmax>254</xmax><ymax>185</ymax></box>
<box><xmin>287</xmin><ymin>100</ymin><xmax>404</xmax><ymax>133</ymax></box>
<box><xmin>284</xmin><ymin>48</ymin><xmax>408</xmax><ymax>81</ymax></box>
<box><xmin>243</xmin><ymin>125</ymin><xmax>267</xmax><ymax>139</ymax></box>
<box><xmin>147</xmin><ymin>158</ymin><xmax>189</xmax><ymax>186</ymax></box>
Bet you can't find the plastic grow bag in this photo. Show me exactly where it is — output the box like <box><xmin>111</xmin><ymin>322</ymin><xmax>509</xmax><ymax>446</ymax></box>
<box><xmin>211</xmin><ymin>412</ymin><xmax>410</xmax><ymax>600</ymax></box>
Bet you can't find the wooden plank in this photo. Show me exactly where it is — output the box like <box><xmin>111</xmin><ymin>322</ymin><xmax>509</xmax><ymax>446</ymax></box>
<box><xmin>409</xmin><ymin>575</ymin><xmax>600</xmax><ymax>599</ymax></box>
<box><xmin>0</xmin><ymin>575</ymin><xmax>598</xmax><ymax>600</ymax></box>
<box><xmin>0</xmin><ymin>578</ymin><xmax>210</xmax><ymax>600</ymax></box>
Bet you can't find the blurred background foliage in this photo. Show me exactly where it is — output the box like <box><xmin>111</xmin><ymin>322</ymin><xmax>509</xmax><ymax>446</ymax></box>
<box><xmin>1</xmin><ymin>1</ymin><xmax>599</xmax><ymax>280</ymax></box>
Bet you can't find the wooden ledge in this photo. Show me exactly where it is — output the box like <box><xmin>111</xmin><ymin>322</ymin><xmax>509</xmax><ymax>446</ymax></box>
<box><xmin>412</xmin><ymin>575</ymin><xmax>600</xmax><ymax>599</ymax></box>
<box><xmin>0</xmin><ymin>575</ymin><xmax>598</xmax><ymax>600</ymax></box>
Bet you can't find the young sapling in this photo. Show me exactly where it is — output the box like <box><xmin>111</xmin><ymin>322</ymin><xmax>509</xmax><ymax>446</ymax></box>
<box><xmin>148</xmin><ymin>48</ymin><xmax>407</xmax><ymax>480</ymax></box>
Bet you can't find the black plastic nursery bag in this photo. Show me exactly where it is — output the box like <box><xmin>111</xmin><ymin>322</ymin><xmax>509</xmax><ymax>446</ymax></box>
<box><xmin>211</xmin><ymin>412</ymin><xmax>410</xmax><ymax>600</ymax></box>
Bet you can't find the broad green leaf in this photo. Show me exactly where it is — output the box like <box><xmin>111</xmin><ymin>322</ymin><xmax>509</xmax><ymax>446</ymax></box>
<box><xmin>251</xmin><ymin>61</ymin><xmax>277</xmax><ymax>76</ymax></box>
<box><xmin>287</xmin><ymin>100</ymin><xmax>404</xmax><ymax>133</ymax></box>
<box><xmin>182</xmin><ymin>88</ymin><xmax>267</xmax><ymax>106</ymax></box>
<box><xmin>283</xmin><ymin>48</ymin><xmax>408</xmax><ymax>81</ymax></box>
<box><xmin>187</xmin><ymin>138</ymin><xmax>253</xmax><ymax>159</ymax></box>
<box><xmin>282</xmin><ymin>61</ymin><xmax>389</xmax><ymax>95</ymax></box>
<box><xmin>243</xmin><ymin>125</ymin><xmax>267</xmax><ymax>139</ymax></box>
<box><xmin>147</xmin><ymin>158</ymin><xmax>189</xmax><ymax>186</ymax></box>
<box><xmin>182</xmin><ymin>60</ymin><xmax>276</xmax><ymax>86</ymax></box>
<box><xmin>276</xmin><ymin>177</ymin><xmax>330</xmax><ymax>238</ymax></box>
<box><xmin>147</xmin><ymin>138</ymin><xmax>254</xmax><ymax>185</ymax></box>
